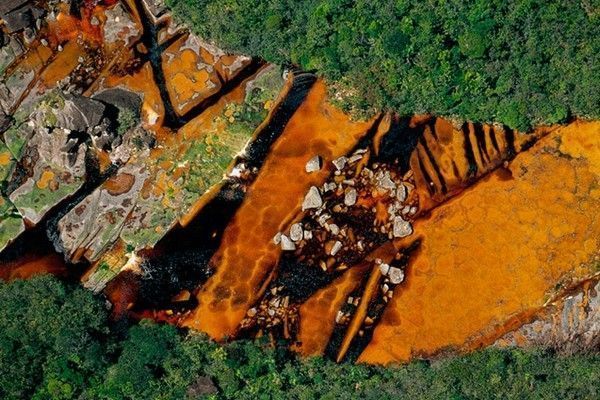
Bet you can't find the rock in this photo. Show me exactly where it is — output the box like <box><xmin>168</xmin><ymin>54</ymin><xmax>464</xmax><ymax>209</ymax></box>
<box><xmin>495</xmin><ymin>279</ymin><xmax>600</xmax><ymax>353</ymax></box>
<box><xmin>280</xmin><ymin>234</ymin><xmax>296</xmax><ymax>251</ymax></box>
<box><xmin>0</xmin><ymin>35</ymin><xmax>24</xmax><ymax>74</ymax></box>
<box><xmin>392</xmin><ymin>216</ymin><xmax>413</xmax><ymax>238</ymax></box>
<box><xmin>378</xmin><ymin>262</ymin><xmax>390</xmax><ymax>276</ymax></box>
<box><xmin>0</xmin><ymin>0</ymin><xmax>29</xmax><ymax>15</ymax></box>
<box><xmin>344</xmin><ymin>188</ymin><xmax>357</xmax><ymax>206</ymax></box>
<box><xmin>323</xmin><ymin>182</ymin><xmax>336</xmax><ymax>192</ymax></box>
<box><xmin>3</xmin><ymin>5</ymin><xmax>44</xmax><ymax>33</ymax></box>
<box><xmin>332</xmin><ymin>156</ymin><xmax>347</xmax><ymax>170</ymax></box>
<box><xmin>110</xmin><ymin>126</ymin><xmax>154</xmax><ymax>164</ymax></box>
<box><xmin>348</xmin><ymin>154</ymin><xmax>362</xmax><ymax>164</ymax></box>
<box><xmin>396</xmin><ymin>183</ymin><xmax>407</xmax><ymax>202</ymax></box>
<box><xmin>330</xmin><ymin>240</ymin><xmax>342</xmax><ymax>256</ymax></box>
<box><xmin>0</xmin><ymin>68</ymin><xmax>35</xmax><ymax>112</ymax></box>
<box><xmin>8</xmin><ymin>105</ymin><xmax>88</xmax><ymax>224</ymax></box>
<box><xmin>142</xmin><ymin>0</ymin><xmax>168</xmax><ymax>19</ymax></box>
<box><xmin>58</xmin><ymin>94</ymin><xmax>107</xmax><ymax>132</ymax></box>
<box><xmin>376</xmin><ymin>171</ymin><xmax>396</xmax><ymax>191</ymax></box>
<box><xmin>0</xmin><ymin>195</ymin><xmax>25</xmax><ymax>252</ymax></box>
<box><xmin>303</xmin><ymin>230</ymin><xmax>313</xmax><ymax>240</ymax></box>
<box><xmin>57</xmin><ymin>164</ymin><xmax>149</xmax><ymax>261</ymax></box>
<box><xmin>388</xmin><ymin>267</ymin><xmax>404</xmax><ymax>284</ymax></box>
<box><xmin>272</xmin><ymin>232</ymin><xmax>282</xmax><ymax>245</ymax></box>
<box><xmin>0</xmin><ymin>111</ymin><xmax>11</xmax><ymax>134</ymax></box>
<box><xmin>289</xmin><ymin>223</ymin><xmax>303</xmax><ymax>241</ymax></box>
<box><xmin>302</xmin><ymin>186</ymin><xmax>322</xmax><ymax>210</ymax></box>
<box><xmin>317</xmin><ymin>213</ymin><xmax>330</xmax><ymax>227</ymax></box>
<box><xmin>246</xmin><ymin>307</ymin><xmax>257</xmax><ymax>317</ymax></box>
<box><xmin>305</xmin><ymin>155</ymin><xmax>322</xmax><ymax>173</ymax></box>
<box><xmin>93</xmin><ymin>88</ymin><xmax>142</xmax><ymax>120</ymax></box>
<box><xmin>328</xmin><ymin>223</ymin><xmax>339</xmax><ymax>235</ymax></box>
<box><xmin>103</xmin><ymin>3</ymin><xmax>140</xmax><ymax>46</ymax></box>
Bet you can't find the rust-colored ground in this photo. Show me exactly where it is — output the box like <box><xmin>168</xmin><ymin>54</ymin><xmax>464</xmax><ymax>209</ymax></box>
<box><xmin>3</xmin><ymin>0</ymin><xmax>600</xmax><ymax>366</ymax></box>
<box><xmin>182</xmin><ymin>81</ymin><xmax>375</xmax><ymax>339</ymax></box>
<box><xmin>0</xmin><ymin>253</ymin><xmax>68</xmax><ymax>281</ymax></box>
<box><xmin>359</xmin><ymin>121</ymin><xmax>600</xmax><ymax>364</ymax></box>
<box><xmin>295</xmin><ymin>262</ymin><xmax>370</xmax><ymax>356</ymax></box>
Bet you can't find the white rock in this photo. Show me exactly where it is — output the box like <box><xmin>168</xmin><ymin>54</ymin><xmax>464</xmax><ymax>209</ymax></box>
<box><xmin>280</xmin><ymin>234</ymin><xmax>296</xmax><ymax>251</ymax></box>
<box><xmin>348</xmin><ymin>154</ymin><xmax>362</xmax><ymax>164</ymax></box>
<box><xmin>323</xmin><ymin>182</ymin><xmax>337</xmax><ymax>192</ymax></box>
<box><xmin>377</xmin><ymin>171</ymin><xmax>396</xmax><ymax>190</ymax></box>
<box><xmin>317</xmin><ymin>213</ymin><xmax>331</xmax><ymax>226</ymax></box>
<box><xmin>329</xmin><ymin>224</ymin><xmax>340</xmax><ymax>235</ymax></box>
<box><xmin>344</xmin><ymin>188</ymin><xmax>357</xmax><ymax>206</ymax></box>
<box><xmin>379</xmin><ymin>262</ymin><xmax>390</xmax><ymax>275</ymax></box>
<box><xmin>396</xmin><ymin>183</ymin><xmax>407</xmax><ymax>202</ymax></box>
<box><xmin>330</xmin><ymin>240</ymin><xmax>343</xmax><ymax>256</ymax></box>
<box><xmin>289</xmin><ymin>223</ymin><xmax>303</xmax><ymax>241</ymax></box>
<box><xmin>388</xmin><ymin>267</ymin><xmax>405</xmax><ymax>284</ymax></box>
<box><xmin>302</xmin><ymin>186</ymin><xmax>323</xmax><ymax>210</ymax></box>
<box><xmin>393</xmin><ymin>216</ymin><xmax>413</xmax><ymax>238</ymax></box>
<box><xmin>332</xmin><ymin>156</ymin><xmax>348</xmax><ymax>170</ymax></box>
<box><xmin>305</xmin><ymin>155</ymin><xmax>322</xmax><ymax>173</ymax></box>
<box><xmin>273</xmin><ymin>232</ymin><xmax>282</xmax><ymax>245</ymax></box>
<box><xmin>303</xmin><ymin>230</ymin><xmax>313</xmax><ymax>240</ymax></box>
<box><xmin>229</xmin><ymin>163</ymin><xmax>246</xmax><ymax>178</ymax></box>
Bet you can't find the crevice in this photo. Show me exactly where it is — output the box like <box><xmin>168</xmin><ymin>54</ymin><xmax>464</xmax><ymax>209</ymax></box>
<box><xmin>131</xmin><ymin>0</ymin><xmax>183</xmax><ymax>128</ymax></box>
<box><xmin>461</xmin><ymin>123</ymin><xmax>478</xmax><ymax>179</ymax></box>
<box><xmin>132</xmin><ymin>71</ymin><xmax>317</xmax><ymax>310</ymax></box>
<box><xmin>420</xmin><ymin>123</ymin><xmax>447</xmax><ymax>194</ymax></box>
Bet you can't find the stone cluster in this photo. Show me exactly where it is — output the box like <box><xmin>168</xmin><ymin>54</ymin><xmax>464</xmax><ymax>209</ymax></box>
<box><xmin>276</xmin><ymin>147</ymin><xmax>418</xmax><ymax>273</ymax></box>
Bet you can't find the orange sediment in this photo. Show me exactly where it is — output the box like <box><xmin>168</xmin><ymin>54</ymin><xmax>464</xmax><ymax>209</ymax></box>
<box><xmin>359</xmin><ymin>120</ymin><xmax>600</xmax><ymax>364</ymax></box>
<box><xmin>0</xmin><ymin>253</ymin><xmax>68</xmax><ymax>281</ymax></box>
<box><xmin>182</xmin><ymin>81</ymin><xmax>375</xmax><ymax>339</ymax></box>
<box><xmin>295</xmin><ymin>262</ymin><xmax>370</xmax><ymax>356</ymax></box>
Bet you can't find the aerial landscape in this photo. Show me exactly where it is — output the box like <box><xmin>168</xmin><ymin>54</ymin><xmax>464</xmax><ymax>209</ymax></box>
<box><xmin>0</xmin><ymin>0</ymin><xmax>599</xmax><ymax>398</ymax></box>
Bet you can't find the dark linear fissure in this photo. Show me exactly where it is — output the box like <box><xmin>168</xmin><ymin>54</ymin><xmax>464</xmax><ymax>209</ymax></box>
<box><xmin>473</xmin><ymin>123</ymin><xmax>490</xmax><ymax>164</ymax></box>
<box><xmin>132</xmin><ymin>71</ymin><xmax>317</xmax><ymax>310</ymax></box>
<box><xmin>421</xmin><ymin>123</ymin><xmax>448</xmax><ymax>194</ymax></box>
<box><xmin>461</xmin><ymin>123</ymin><xmax>478</xmax><ymax>179</ymax></box>
<box><xmin>488</xmin><ymin>126</ymin><xmax>501</xmax><ymax>154</ymax></box>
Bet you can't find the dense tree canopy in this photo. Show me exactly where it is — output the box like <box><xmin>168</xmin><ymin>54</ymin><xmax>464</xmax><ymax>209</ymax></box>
<box><xmin>1</xmin><ymin>276</ymin><xmax>600</xmax><ymax>399</ymax></box>
<box><xmin>165</xmin><ymin>0</ymin><xmax>599</xmax><ymax>130</ymax></box>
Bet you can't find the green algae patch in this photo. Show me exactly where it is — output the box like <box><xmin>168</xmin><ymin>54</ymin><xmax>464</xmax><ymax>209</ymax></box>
<box><xmin>119</xmin><ymin>66</ymin><xmax>285</xmax><ymax>250</ymax></box>
<box><xmin>0</xmin><ymin>195</ymin><xmax>25</xmax><ymax>252</ymax></box>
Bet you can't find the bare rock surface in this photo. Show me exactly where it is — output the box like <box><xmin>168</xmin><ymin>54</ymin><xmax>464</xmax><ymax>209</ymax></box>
<box><xmin>496</xmin><ymin>278</ymin><xmax>600</xmax><ymax>353</ymax></box>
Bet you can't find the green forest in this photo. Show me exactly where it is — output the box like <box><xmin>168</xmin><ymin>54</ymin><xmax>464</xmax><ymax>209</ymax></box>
<box><xmin>165</xmin><ymin>0</ymin><xmax>600</xmax><ymax>130</ymax></box>
<box><xmin>1</xmin><ymin>276</ymin><xmax>599</xmax><ymax>399</ymax></box>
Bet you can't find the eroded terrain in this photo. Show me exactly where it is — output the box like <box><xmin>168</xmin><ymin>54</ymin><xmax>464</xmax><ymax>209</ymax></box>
<box><xmin>0</xmin><ymin>0</ymin><xmax>598</xmax><ymax>364</ymax></box>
